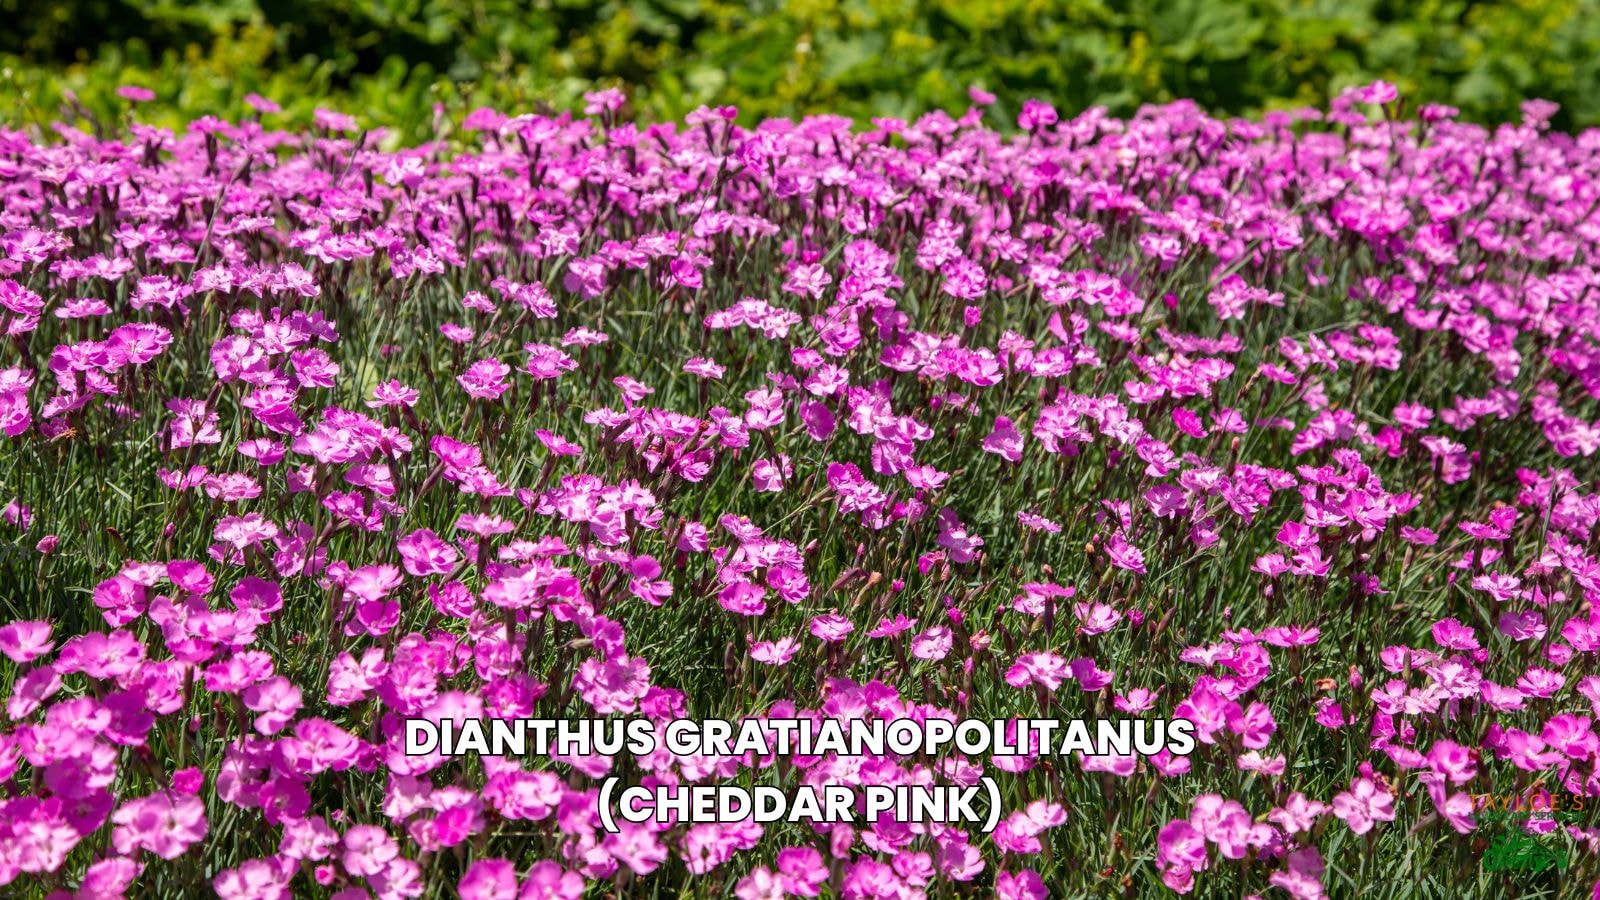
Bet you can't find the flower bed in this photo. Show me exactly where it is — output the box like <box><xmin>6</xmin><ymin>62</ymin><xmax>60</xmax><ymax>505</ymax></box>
<box><xmin>0</xmin><ymin>84</ymin><xmax>1597</xmax><ymax>898</ymax></box>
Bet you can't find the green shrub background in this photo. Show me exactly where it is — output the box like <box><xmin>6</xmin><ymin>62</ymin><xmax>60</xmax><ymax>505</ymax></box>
<box><xmin>3</xmin><ymin>0</ymin><xmax>1599</xmax><ymax>137</ymax></box>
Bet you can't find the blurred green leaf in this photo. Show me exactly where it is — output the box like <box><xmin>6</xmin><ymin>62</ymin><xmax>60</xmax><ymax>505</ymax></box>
<box><xmin>2</xmin><ymin>0</ymin><xmax>1596</xmax><ymax>136</ymax></box>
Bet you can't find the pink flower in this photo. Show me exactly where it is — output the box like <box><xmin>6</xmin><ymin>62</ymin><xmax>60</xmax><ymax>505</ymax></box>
<box><xmin>982</xmin><ymin>416</ymin><xmax>1025</xmax><ymax>462</ymax></box>
<box><xmin>0</xmin><ymin>619</ymin><xmax>53</xmax><ymax>663</ymax></box>
<box><xmin>1226</xmin><ymin>701</ymin><xmax>1277</xmax><ymax>749</ymax></box>
<box><xmin>213</xmin><ymin>858</ymin><xmax>294</xmax><ymax>899</ymax></box>
<box><xmin>1005</xmin><ymin>651</ymin><xmax>1069</xmax><ymax>691</ymax></box>
<box><xmin>603</xmin><ymin>822</ymin><xmax>668</xmax><ymax>875</ymax></box>
<box><xmin>749</xmin><ymin>635</ymin><xmax>800</xmax><ymax>666</ymax></box>
<box><xmin>782</xmin><ymin>263</ymin><xmax>833</xmax><ymax>299</ymax></box>
<box><xmin>463</xmin><ymin>860</ymin><xmax>525</xmax><ymax>900</ymax></box>
<box><xmin>245</xmin><ymin>93</ymin><xmax>282</xmax><ymax>113</ymax></box>
<box><xmin>458</xmin><ymin>358</ymin><xmax>512</xmax><ymax>399</ymax></box>
<box><xmin>1268</xmin><ymin>792</ymin><xmax>1329</xmax><ymax>835</ymax></box>
<box><xmin>935</xmin><ymin>510</ymin><xmax>984</xmax><ymax>564</ymax></box>
<box><xmin>368</xmin><ymin>380</ymin><xmax>420</xmax><ymax>408</ymax></box>
<box><xmin>1353</xmin><ymin>80</ymin><xmax>1399</xmax><ymax>105</ymax></box>
<box><xmin>1156</xmin><ymin>819</ymin><xmax>1207</xmax><ymax>891</ymax></box>
<box><xmin>79</xmin><ymin>857</ymin><xmax>143</xmax><ymax>897</ymax></box>
<box><xmin>343</xmin><ymin>825</ymin><xmax>400</xmax><ymax>877</ymax></box>
<box><xmin>242</xmin><ymin>676</ymin><xmax>303</xmax><ymax>735</ymax></box>
<box><xmin>1017</xmin><ymin>99</ymin><xmax>1058</xmax><ymax>130</ymax></box>
<box><xmin>583</xmin><ymin>88</ymin><xmax>627</xmax><ymax>114</ymax></box>
<box><xmin>1172</xmin><ymin>407</ymin><xmax>1208</xmax><ymax>439</ymax></box>
<box><xmin>809</xmin><ymin>614</ymin><xmax>854</xmax><ymax>643</ymax></box>
<box><xmin>2</xmin><ymin>499</ymin><xmax>31</xmax><ymax>530</ymax></box>
<box><xmin>397</xmin><ymin>528</ymin><xmax>459</xmax><ymax>577</ymax></box>
<box><xmin>684</xmin><ymin>357</ymin><xmax>725</xmax><ymax>379</ymax></box>
<box><xmin>1104</xmin><ymin>533</ymin><xmax>1146</xmax><ymax>574</ymax></box>
<box><xmin>522</xmin><ymin>860</ymin><xmax>586</xmax><ymax>900</ymax></box>
<box><xmin>1424</xmin><ymin>739</ymin><xmax>1477</xmax><ymax>783</ymax></box>
<box><xmin>1331</xmin><ymin>776</ymin><xmax>1396</xmax><ymax>835</ymax></box>
<box><xmin>1268</xmin><ymin>847</ymin><xmax>1327</xmax><ymax>900</ymax></box>
<box><xmin>910</xmin><ymin>626</ymin><xmax>953</xmax><ymax>661</ymax></box>
<box><xmin>734</xmin><ymin>866</ymin><xmax>785</xmax><ymax>900</ymax></box>
<box><xmin>752</xmin><ymin>456</ymin><xmax>792</xmax><ymax>493</ymax></box>
<box><xmin>111</xmin><ymin>792</ymin><xmax>208</xmax><ymax>859</ymax></box>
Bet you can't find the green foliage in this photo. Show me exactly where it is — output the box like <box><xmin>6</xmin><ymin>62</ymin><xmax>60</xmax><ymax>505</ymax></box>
<box><xmin>2</xmin><ymin>0</ymin><xmax>1598</xmax><ymax>139</ymax></box>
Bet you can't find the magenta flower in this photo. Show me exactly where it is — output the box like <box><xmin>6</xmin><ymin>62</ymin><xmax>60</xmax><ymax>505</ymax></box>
<box><xmin>368</xmin><ymin>380</ymin><xmax>420</xmax><ymax>408</ymax></box>
<box><xmin>1268</xmin><ymin>847</ymin><xmax>1327</xmax><ymax>900</ymax></box>
<box><xmin>458</xmin><ymin>359</ymin><xmax>512</xmax><ymax>399</ymax></box>
<box><xmin>1331</xmin><ymin>776</ymin><xmax>1396</xmax><ymax>835</ymax></box>
<box><xmin>242</xmin><ymin>676</ymin><xmax>303</xmax><ymax>735</ymax></box>
<box><xmin>396</xmin><ymin>528</ymin><xmax>459</xmax><ymax>577</ymax></box>
<box><xmin>0</xmin><ymin>620</ymin><xmax>53</xmax><ymax>663</ymax></box>
<box><xmin>910</xmin><ymin>626</ymin><xmax>954</xmax><ymax>661</ymax></box>
<box><xmin>982</xmin><ymin>416</ymin><xmax>1025</xmax><ymax>462</ymax></box>
<box><xmin>110</xmin><ymin>792</ymin><xmax>207</xmax><ymax>859</ymax></box>
<box><xmin>749</xmin><ymin>635</ymin><xmax>800</xmax><ymax>666</ymax></box>
<box><xmin>1005</xmin><ymin>651</ymin><xmax>1069</xmax><ymax>690</ymax></box>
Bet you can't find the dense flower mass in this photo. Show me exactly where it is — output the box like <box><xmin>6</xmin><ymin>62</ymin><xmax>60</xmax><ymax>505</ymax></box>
<box><xmin>0</xmin><ymin>83</ymin><xmax>1599</xmax><ymax>898</ymax></box>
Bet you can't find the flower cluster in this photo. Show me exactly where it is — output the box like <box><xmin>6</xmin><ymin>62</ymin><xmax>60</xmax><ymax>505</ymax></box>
<box><xmin>0</xmin><ymin>83</ymin><xmax>1598</xmax><ymax>898</ymax></box>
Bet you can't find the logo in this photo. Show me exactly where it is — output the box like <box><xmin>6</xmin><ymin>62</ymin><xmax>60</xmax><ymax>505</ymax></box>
<box><xmin>1472</xmin><ymin>790</ymin><xmax>1586</xmax><ymax>818</ymax></box>
<box><xmin>1481</xmin><ymin>831</ymin><xmax>1569</xmax><ymax>874</ymax></box>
